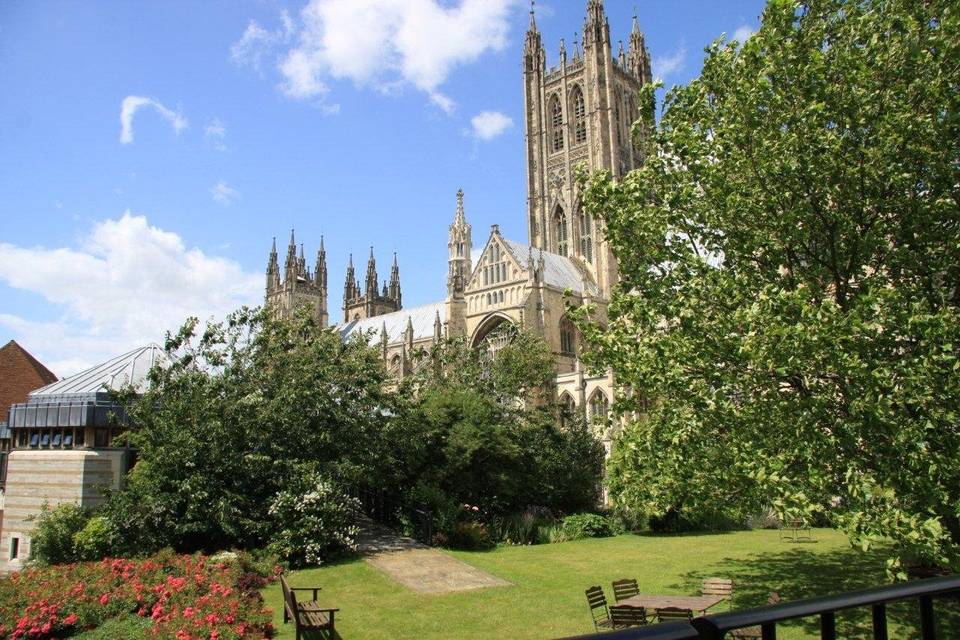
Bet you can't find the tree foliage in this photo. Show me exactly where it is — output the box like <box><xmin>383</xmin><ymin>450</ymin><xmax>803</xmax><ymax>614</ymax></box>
<box><xmin>578</xmin><ymin>0</ymin><xmax>960</xmax><ymax>573</ymax></box>
<box><xmin>104</xmin><ymin>307</ymin><xmax>388</xmax><ymax>557</ymax></box>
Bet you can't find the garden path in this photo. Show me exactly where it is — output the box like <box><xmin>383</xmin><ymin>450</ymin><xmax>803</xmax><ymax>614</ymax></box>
<box><xmin>356</xmin><ymin>521</ymin><xmax>511</xmax><ymax>594</ymax></box>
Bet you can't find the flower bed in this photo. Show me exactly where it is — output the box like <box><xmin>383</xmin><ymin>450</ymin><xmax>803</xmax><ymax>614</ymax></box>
<box><xmin>0</xmin><ymin>550</ymin><xmax>275</xmax><ymax>639</ymax></box>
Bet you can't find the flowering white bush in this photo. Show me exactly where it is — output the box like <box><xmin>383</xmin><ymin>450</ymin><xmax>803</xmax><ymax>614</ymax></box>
<box><xmin>267</xmin><ymin>473</ymin><xmax>361</xmax><ymax>567</ymax></box>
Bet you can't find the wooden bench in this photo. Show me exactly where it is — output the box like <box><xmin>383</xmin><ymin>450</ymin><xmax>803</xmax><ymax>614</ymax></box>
<box><xmin>280</xmin><ymin>573</ymin><xmax>340</xmax><ymax>640</ymax></box>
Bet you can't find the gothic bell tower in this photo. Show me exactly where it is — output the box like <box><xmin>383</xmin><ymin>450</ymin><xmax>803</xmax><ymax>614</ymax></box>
<box><xmin>523</xmin><ymin>0</ymin><xmax>652</xmax><ymax>298</ymax></box>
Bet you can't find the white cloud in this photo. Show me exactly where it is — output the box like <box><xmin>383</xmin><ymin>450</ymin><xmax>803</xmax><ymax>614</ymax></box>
<box><xmin>210</xmin><ymin>181</ymin><xmax>241</xmax><ymax>205</ymax></box>
<box><xmin>0</xmin><ymin>213</ymin><xmax>261</xmax><ymax>376</ymax></box>
<box><xmin>235</xmin><ymin>0</ymin><xmax>515</xmax><ymax>112</ymax></box>
<box><xmin>119</xmin><ymin>96</ymin><xmax>188</xmax><ymax>145</ymax></box>
<box><xmin>230</xmin><ymin>10</ymin><xmax>295</xmax><ymax>73</ymax></box>
<box><xmin>205</xmin><ymin>117</ymin><xmax>227</xmax><ymax>150</ymax></box>
<box><xmin>653</xmin><ymin>44</ymin><xmax>687</xmax><ymax>80</ymax></box>
<box><xmin>470</xmin><ymin>110</ymin><xmax>512</xmax><ymax>140</ymax></box>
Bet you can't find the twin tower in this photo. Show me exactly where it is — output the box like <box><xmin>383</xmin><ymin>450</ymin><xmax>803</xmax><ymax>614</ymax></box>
<box><xmin>265</xmin><ymin>231</ymin><xmax>401</xmax><ymax>327</ymax></box>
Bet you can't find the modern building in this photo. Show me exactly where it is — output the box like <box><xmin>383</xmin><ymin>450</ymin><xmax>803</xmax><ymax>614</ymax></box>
<box><xmin>265</xmin><ymin>0</ymin><xmax>652</xmax><ymax>447</ymax></box>
<box><xmin>0</xmin><ymin>344</ymin><xmax>162</xmax><ymax>572</ymax></box>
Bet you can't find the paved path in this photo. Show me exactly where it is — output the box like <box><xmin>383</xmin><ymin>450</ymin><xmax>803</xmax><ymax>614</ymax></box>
<box><xmin>356</xmin><ymin>521</ymin><xmax>511</xmax><ymax>594</ymax></box>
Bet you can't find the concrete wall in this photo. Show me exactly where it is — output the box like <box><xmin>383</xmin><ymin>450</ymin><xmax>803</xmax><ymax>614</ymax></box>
<box><xmin>0</xmin><ymin>449</ymin><xmax>126</xmax><ymax>573</ymax></box>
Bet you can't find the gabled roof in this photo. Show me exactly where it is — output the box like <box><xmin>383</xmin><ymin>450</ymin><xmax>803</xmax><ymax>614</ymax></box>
<box><xmin>29</xmin><ymin>344</ymin><xmax>165</xmax><ymax>399</ymax></box>
<box><xmin>472</xmin><ymin>236</ymin><xmax>599</xmax><ymax>296</ymax></box>
<box><xmin>338</xmin><ymin>302</ymin><xmax>445</xmax><ymax>347</ymax></box>
<box><xmin>0</xmin><ymin>340</ymin><xmax>57</xmax><ymax>385</ymax></box>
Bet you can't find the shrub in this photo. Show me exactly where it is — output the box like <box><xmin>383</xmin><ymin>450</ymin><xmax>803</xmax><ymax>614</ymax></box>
<box><xmin>447</xmin><ymin>522</ymin><xmax>493</xmax><ymax>550</ymax></box>
<box><xmin>266</xmin><ymin>472</ymin><xmax>361</xmax><ymax>568</ymax></box>
<box><xmin>28</xmin><ymin>502</ymin><xmax>91</xmax><ymax>565</ymax></box>
<box><xmin>559</xmin><ymin>513</ymin><xmax>614</xmax><ymax>541</ymax></box>
<box><xmin>746</xmin><ymin>507</ymin><xmax>781</xmax><ymax>530</ymax></box>
<box><xmin>73</xmin><ymin>516</ymin><xmax>118</xmax><ymax>561</ymax></box>
<box><xmin>494</xmin><ymin>507</ymin><xmax>556</xmax><ymax>545</ymax></box>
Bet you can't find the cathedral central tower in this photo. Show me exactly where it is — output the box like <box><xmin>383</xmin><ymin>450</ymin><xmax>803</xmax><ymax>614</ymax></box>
<box><xmin>523</xmin><ymin>0</ymin><xmax>651</xmax><ymax>297</ymax></box>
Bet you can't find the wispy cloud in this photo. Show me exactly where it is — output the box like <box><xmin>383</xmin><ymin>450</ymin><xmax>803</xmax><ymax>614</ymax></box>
<box><xmin>205</xmin><ymin>117</ymin><xmax>227</xmax><ymax>150</ymax></box>
<box><xmin>210</xmin><ymin>181</ymin><xmax>240</xmax><ymax>206</ymax></box>
<box><xmin>119</xmin><ymin>96</ymin><xmax>188</xmax><ymax>145</ymax></box>
<box><xmin>652</xmin><ymin>43</ymin><xmax>687</xmax><ymax>80</ymax></box>
<box><xmin>230</xmin><ymin>10</ymin><xmax>295</xmax><ymax>73</ymax></box>
<box><xmin>0</xmin><ymin>212</ymin><xmax>260</xmax><ymax>376</ymax></box>
<box><xmin>232</xmin><ymin>0</ymin><xmax>515</xmax><ymax>114</ymax></box>
<box><xmin>732</xmin><ymin>25</ymin><xmax>756</xmax><ymax>43</ymax></box>
<box><xmin>470</xmin><ymin>111</ymin><xmax>512</xmax><ymax>140</ymax></box>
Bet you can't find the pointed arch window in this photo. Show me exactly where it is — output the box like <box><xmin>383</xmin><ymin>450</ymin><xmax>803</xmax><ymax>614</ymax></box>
<box><xmin>559</xmin><ymin>392</ymin><xmax>577</xmax><ymax>428</ymax></box>
<box><xmin>560</xmin><ymin>317</ymin><xmax>577</xmax><ymax>354</ymax></box>
<box><xmin>550</xmin><ymin>94</ymin><xmax>564</xmax><ymax>152</ymax></box>
<box><xmin>588</xmin><ymin>389</ymin><xmax>610</xmax><ymax>425</ymax></box>
<box><xmin>572</xmin><ymin>86</ymin><xmax>587</xmax><ymax>144</ymax></box>
<box><xmin>579</xmin><ymin>209</ymin><xmax>593</xmax><ymax>263</ymax></box>
<box><xmin>554</xmin><ymin>206</ymin><xmax>569</xmax><ymax>256</ymax></box>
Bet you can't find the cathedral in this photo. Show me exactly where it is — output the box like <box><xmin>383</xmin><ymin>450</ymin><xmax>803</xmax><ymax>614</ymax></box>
<box><xmin>265</xmin><ymin>0</ymin><xmax>651</xmax><ymax>446</ymax></box>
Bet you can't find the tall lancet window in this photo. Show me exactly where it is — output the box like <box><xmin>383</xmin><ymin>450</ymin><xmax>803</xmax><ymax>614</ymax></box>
<box><xmin>554</xmin><ymin>206</ymin><xmax>569</xmax><ymax>256</ymax></box>
<box><xmin>572</xmin><ymin>87</ymin><xmax>586</xmax><ymax>144</ymax></box>
<box><xmin>550</xmin><ymin>94</ymin><xmax>564</xmax><ymax>152</ymax></box>
<box><xmin>579</xmin><ymin>209</ymin><xmax>593</xmax><ymax>263</ymax></box>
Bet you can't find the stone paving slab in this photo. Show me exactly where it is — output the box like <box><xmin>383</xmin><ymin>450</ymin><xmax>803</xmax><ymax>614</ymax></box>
<box><xmin>357</xmin><ymin>522</ymin><xmax>511</xmax><ymax>594</ymax></box>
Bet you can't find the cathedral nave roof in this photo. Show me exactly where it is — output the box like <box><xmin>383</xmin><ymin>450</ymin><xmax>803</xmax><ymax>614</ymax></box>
<box><xmin>337</xmin><ymin>302</ymin><xmax>445</xmax><ymax>346</ymax></box>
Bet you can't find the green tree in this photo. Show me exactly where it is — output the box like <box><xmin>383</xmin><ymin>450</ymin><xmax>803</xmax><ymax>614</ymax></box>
<box><xmin>103</xmin><ymin>307</ymin><xmax>389</xmax><ymax>557</ymax></box>
<box><xmin>578</xmin><ymin>0</ymin><xmax>960</xmax><ymax>573</ymax></box>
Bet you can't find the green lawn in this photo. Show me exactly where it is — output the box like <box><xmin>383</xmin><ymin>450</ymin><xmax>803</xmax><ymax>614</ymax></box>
<box><xmin>264</xmin><ymin>529</ymin><xmax>959</xmax><ymax>640</ymax></box>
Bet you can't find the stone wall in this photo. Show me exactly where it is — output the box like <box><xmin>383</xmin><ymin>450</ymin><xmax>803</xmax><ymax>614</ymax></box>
<box><xmin>0</xmin><ymin>449</ymin><xmax>126</xmax><ymax>573</ymax></box>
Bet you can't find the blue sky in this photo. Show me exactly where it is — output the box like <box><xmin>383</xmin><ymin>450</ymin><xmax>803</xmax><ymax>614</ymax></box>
<box><xmin>0</xmin><ymin>0</ymin><xmax>766</xmax><ymax>375</ymax></box>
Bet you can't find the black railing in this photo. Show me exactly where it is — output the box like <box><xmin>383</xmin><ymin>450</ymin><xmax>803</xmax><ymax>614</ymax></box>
<box><xmin>561</xmin><ymin>575</ymin><xmax>960</xmax><ymax>640</ymax></box>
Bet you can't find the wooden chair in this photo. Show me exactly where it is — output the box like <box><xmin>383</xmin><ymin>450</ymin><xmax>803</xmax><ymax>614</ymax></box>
<box><xmin>280</xmin><ymin>573</ymin><xmax>340</xmax><ymax>640</ymax></box>
<box><xmin>656</xmin><ymin>607</ymin><xmax>693</xmax><ymax>623</ymax></box>
<box><xmin>610</xmin><ymin>606</ymin><xmax>648</xmax><ymax>628</ymax></box>
<box><xmin>585</xmin><ymin>586</ymin><xmax>613</xmax><ymax>632</ymax></box>
<box><xmin>612</xmin><ymin>578</ymin><xmax>640</xmax><ymax>602</ymax></box>
<box><xmin>702</xmin><ymin>577</ymin><xmax>733</xmax><ymax>610</ymax></box>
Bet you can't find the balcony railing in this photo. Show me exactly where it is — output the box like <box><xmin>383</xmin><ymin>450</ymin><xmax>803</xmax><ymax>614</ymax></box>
<box><xmin>561</xmin><ymin>574</ymin><xmax>960</xmax><ymax>640</ymax></box>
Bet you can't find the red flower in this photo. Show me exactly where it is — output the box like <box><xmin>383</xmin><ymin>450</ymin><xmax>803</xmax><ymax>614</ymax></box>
<box><xmin>99</xmin><ymin>594</ymin><xmax>110</xmax><ymax>606</ymax></box>
<box><xmin>63</xmin><ymin>613</ymin><xmax>78</xmax><ymax>626</ymax></box>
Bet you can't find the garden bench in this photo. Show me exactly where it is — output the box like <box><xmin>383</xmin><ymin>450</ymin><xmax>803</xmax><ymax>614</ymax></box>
<box><xmin>280</xmin><ymin>573</ymin><xmax>340</xmax><ymax>640</ymax></box>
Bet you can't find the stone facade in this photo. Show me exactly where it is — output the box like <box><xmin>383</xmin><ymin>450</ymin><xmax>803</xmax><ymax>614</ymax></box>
<box><xmin>0</xmin><ymin>449</ymin><xmax>127</xmax><ymax>572</ymax></box>
<box><xmin>265</xmin><ymin>1</ymin><xmax>652</xmax><ymax>446</ymax></box>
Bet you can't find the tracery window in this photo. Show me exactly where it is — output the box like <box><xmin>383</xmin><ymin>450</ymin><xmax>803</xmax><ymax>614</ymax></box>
<box><xmin>550</xmin><ymin>94</ymin><xmax>564</xmax><ymax>152</ymax></box>
<box><xmin>588</xmin><ymin>389</ymin><xmax>610</xmax><ymax>425</ymax></box>
<box><xmin>554</xmin><ymin>206</ymin><xmax>569</xmax><ymax>256</ymax></box>
<box><xmin>579</xmin><ymin>209</ymin><xmax>593</xmax><ymax>263</ymax></box>
<box><xmin>560</xmin><ymin>317</ymin><xmax>577</xmax><ymax>354</ymax></box>
<box><xmin>559</xmin><ymin>392</ymin><xmax>576</xmax><ymax>427</ymax></box>
<box><xmin>572</xmin><ymin>86</ymin><xmax>586</xmax><ymax>144</ymax></box>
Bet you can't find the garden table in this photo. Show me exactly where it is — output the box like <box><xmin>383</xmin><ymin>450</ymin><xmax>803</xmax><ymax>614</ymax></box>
<box><xmin>611</xmin><ymin>593</ymin><xmax>726</xmax><ymax>616</ymax></box>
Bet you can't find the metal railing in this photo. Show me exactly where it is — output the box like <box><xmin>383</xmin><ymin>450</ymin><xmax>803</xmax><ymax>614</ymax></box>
<box><xmin>561</xmin><ymin>575</ymin><xmax>960</xmax><ymax>640</ymax></box>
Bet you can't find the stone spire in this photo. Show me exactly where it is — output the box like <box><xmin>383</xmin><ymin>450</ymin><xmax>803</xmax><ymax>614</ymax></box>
<box><xmin>389</xmin><ymin>252</ymin><xmax>401</xmax><ymax>306</ymax></box>
<box><xmin>405</xmin><ymin>315</ymin><xmax>415</xmax><ymax>351</ymax></box>
<box><xmin>523</xmin><ymin>0</ymin><xmax>544</xmax><ymax>70</ymax></box>
<box><xmin>583</xmin><ymin>0</ymin><xmax>609</xmax><ymax>48</ymax></box>
<box><xmin>433</xmin><ymin>309</ymin><xmax>443</xmax><ymax>342</ymax></box>
<box><xmin>344</xmin><ymin>253</ymin><xmax>356</xmax><ymax>303</ymax></box>
<box><xmin>381</xmin><ymin>321</ymin><xmax>389</xmax><ymax>359</ymax></box>
<box><xmin>559</xmin><ymin>38</ymin><xmax>567</xmax><ymax>65</ymax></box>
<box><xmin>315</xmin><ymin>236</ymin><xmax>327</xmax><ymax>289</ymax></box>
<box><xmin>284</xmin><ymin>229</ymin><xmax>297</xmax><ymax>280</ymax></box>
<box><xmin>266</xmin><ymin>237</ymin><xmax>280</xmax><ymax>291</ymax></box>
<box><xmin>447</xmin><ymin>188</ymin><xmax>472</xmax><ymax>297</ymax></box>
<box><xmin>365</xmin><ymin>247</ymin><xmax>378</xmax><ymax>297</ymax></box>
<box><xmin>627</xmin><ymin>9</ymin><xmax>652</xmax><ymax>83</ymax></box>
<box><xmin>573</xmin><ymin>32</ymin><xmax>582</xmax><ymax>60</ymax></box>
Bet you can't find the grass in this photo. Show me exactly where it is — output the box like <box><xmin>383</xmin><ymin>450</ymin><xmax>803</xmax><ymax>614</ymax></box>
<box><xmin>263</xmin><ymin>528</ymin><xmax>959</xmax><ymax>640</ymax></box>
